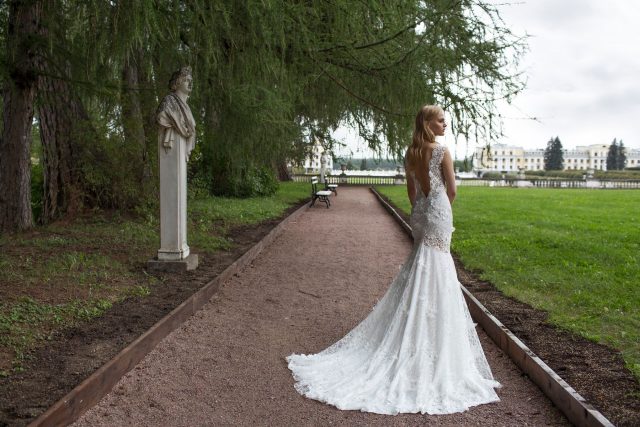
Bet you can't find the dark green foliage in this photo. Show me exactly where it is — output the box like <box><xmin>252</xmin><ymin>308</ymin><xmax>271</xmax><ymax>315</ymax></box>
<box><xmin>208</xmin><ymin>165</ymin><xmax>279</xmax><ymax>198</ymax></box>
<box><xmin>607</xmin><ymin>138</ymin><xmax>627</xmax><ymax>170</ymax></box>
<box><xmin>360</xmin><ymin>158</ymin><xmax>368</xmax><ymax>171</ymax></box>
<box><xmin>2</xmin><ymin>0</ymin><xmax>526</xmax><ymax>223</ymax></box>
<box><xmin>618</xmin><ymin>141</ymin><xmax>627</xmax><ymax>169</ymax></box>
<box><xmin>481</xmin><ymin>171</ymin><xmax>509</xmax><ymax>179</ymax></box>
<box><xmin>334</xmin><ymin>157</ymin><xmax>403</xmax><ymax>171</ymax></box>
<box><xmin>454</xmin><ymin>158</ymin><xmax>473</xmax><ymax>172</ymax></box>
<box><xmin>238</xmin><ymin>167</ymin><xmax>280</xmax><ymax>198</ymax></box>
<box><xmin>607</xmin><ymin>139</ymin><xmax>619</xmax><ymax>170</ymax></box>
<box><xmin>544</xmin><ymin>136</ymin><xmax>564</xmax><ymax>170</ymax></box>
<box><xmin>525</xmin><ymin>170</ymin><xmax>586</xmax><ymax>179</ymax></box>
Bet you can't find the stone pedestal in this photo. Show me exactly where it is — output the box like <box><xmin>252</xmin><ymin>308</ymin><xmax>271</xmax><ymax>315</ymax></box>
<box><xmin>146</xmin><ymin>133</ymin><xmax>199</xmax><ymax>272</ymax></box>
<box><xmin>158</xmin><ymin>133</ymin><xmax>189</xmax><ymax>261</ymax></box>
<box><xmin>147</xmin><ymin>253</ymin><xmax>199</xmax><ymax>273</ymax></box>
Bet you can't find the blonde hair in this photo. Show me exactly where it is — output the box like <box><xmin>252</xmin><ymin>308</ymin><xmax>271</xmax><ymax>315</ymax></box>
<box><xmin>405</xmin><ymin>105</ymin><xmax>443</xmax><ymax>173</ymax></box>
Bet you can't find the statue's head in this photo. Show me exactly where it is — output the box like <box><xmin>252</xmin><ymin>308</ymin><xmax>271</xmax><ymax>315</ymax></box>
<box><xmin>169</xmin><ymin>66</ymin><xmax>193</xmax><ymax>92</ymax></box>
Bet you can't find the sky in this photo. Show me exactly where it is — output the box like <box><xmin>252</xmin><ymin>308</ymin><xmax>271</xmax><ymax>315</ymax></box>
<box><xmin>333</xmin><ymin>0</ymin><xmax>640</xmax><ymax>159</ymax></box>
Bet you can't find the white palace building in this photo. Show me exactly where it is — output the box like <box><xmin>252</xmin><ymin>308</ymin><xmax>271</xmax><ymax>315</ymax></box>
<box><xmin>474</xmin><ymin>143</ymin><xmax>640</xmax><ymax>173</ymax></box>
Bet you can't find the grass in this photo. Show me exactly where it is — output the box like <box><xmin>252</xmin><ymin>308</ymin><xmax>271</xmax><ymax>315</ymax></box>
<box><xmin>0</xmin><ymin>181</ymin><xmax>310</xmax><ymax>374</ymax></box>
<box><xmin>376</xmin><ymin>185</ymin><xmax>640</xmax><ymax>380</ymax></box>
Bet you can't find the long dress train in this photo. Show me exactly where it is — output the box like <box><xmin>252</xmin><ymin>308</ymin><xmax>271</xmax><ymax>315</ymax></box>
<box><xmin>286</xmin><ymin>144</ymin><xmax>500</xmax><ymax>415</ymax></box>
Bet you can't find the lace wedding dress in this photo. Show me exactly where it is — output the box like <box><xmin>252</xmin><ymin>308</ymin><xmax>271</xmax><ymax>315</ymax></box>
<box><xmin>287</xmin><ymin>144</ymin><xmax>500</xmax><ymax>415</ymax></box>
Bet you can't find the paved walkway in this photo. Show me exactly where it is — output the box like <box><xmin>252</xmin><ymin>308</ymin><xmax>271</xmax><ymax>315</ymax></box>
<box><xmin>75</xmin><ymin>187</ymin><xmax>568</xmax><ymax>426</ymax></box>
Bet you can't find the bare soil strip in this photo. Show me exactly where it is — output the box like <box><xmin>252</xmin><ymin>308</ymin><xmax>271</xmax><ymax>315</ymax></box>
<box><xmin>74</xmin><ymin>187</ymin><xmax>568</xmax><ymax>426</ymax></box>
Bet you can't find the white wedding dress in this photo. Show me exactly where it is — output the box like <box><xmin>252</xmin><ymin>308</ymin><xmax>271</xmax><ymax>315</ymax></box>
<box><xmin>287</xmin><ymin>144</ymin><xmax>500</xmax><ymax>415</ymax></box>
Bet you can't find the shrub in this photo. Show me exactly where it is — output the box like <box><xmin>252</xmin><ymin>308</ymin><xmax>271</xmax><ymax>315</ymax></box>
<box><xmin>238</xmin><ymin>167</ymin><xmax>279</xmax><ymax>197</ymax></box>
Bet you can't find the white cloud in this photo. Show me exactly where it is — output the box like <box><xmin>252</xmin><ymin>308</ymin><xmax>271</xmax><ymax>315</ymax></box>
<box><xmin>495</xmin><ymin>0</ymin><xmax>640</xmax><ymax>152</ymax></box>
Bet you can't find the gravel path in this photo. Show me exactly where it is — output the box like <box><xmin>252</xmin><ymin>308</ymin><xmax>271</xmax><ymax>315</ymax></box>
<box><xmin>75</xmin><ymin>187</ymin><xmax>568</xmax><ymax>426</ymax></box>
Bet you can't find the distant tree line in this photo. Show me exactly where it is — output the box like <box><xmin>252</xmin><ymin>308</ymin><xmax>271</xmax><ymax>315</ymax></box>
<box><xmin>336</xmin><ymin>155</ymin><xmax>474</xmax><ymax>172</ymax></box>
<box><xmin>334</xmin><ymin>157</ymin><xmax>402</xmax><ymax>171</ymax></box>
<box><xmin>0</xmin><ymin>0</ymin><xmax>525</xmax><ymax>233</ymax></box>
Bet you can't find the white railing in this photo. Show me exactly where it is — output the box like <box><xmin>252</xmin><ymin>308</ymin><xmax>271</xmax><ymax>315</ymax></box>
<box><xmin>458</xmin><ymin>178</ymin><xmax>640</xmax><ymax>189</ymax></box>
<box><xmin>292</xmin><ymin>174</ymin><xmax>640</xmax><ymax>189</ymax></box>
<box><xmin>292</xmin><ymin>174</ymin><xmax>402</xmax><ymax>185</ymax></box>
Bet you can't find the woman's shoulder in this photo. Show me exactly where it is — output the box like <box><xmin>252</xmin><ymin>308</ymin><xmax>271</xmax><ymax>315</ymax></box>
<box><xmin>429</xmin><ymin>144</ymin><xmax>448</xmax><ymax>164</ymax></box>
<box><xmin>431</xmin><ymin>143</ymin><xmax>449</xmax><ymax>153</ymax></box>
<box><xmin>425</xmin><ymin>142</ymin><xmax>445</xmax><ymax>154</ymax></box>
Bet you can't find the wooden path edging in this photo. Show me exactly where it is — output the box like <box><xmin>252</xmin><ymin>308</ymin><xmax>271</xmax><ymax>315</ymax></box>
<box><xmin>30</xmin><ymin>202</ymin><xmax>309</xmax><ymax>427</ymax></box>
<box><xmin>369</xmin><ymin>187</ymin><xmax>614</xmax><ymax>427</ymax></box>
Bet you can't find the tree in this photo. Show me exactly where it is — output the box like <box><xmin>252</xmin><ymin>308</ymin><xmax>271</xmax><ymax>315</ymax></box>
<box><xmin>360</xmin><ymin>158</ymin><xmax>368</xmax><ymax>171</ymax></box>
<box><xmin>544</xmin><ymin>137</ymin><xmax>564</xmax><ymax>170</ymax></box>
<box><xmin>617</xmin><ymin>140</ymin><xmax>627</xmax><ymax>170</ymax></box>
<box><xmin>606</xmin><ymin>138</ymin><xmax>627</xmax><ymax>170</ymax></box>
<box><xmin>0</xmin><ymin>0</ymin><xmax>42</xmax><ymax>233</ymax></box>
<box><xmin>606</xmin><ymin>138</ymin><xmax>619</xmax><ymax>170</ymax></box>
<box><xmin>1</xmin><ymin>0</ymin><xmax>527</xmax><ymax>231</ymax></box>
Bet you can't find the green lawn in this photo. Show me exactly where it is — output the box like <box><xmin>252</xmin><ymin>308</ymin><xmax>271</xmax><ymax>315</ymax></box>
<box><xmin>0</xmin><ymin>182</ymin><xmax>310</xmax><ymax>375</ymax></box>
<box><xmin>376</xmin><ymin>185</ymin><xmax>640</xmax><ymax>379</ymax></box>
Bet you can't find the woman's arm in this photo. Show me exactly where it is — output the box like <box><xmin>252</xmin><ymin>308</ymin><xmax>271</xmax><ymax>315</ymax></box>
<box><xmin>441</xmin><ymin>148</ymin><xmax>457</xmax><ymax>204</ymax></box>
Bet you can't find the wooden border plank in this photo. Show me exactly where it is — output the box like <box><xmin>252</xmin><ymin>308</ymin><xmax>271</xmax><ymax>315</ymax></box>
<box><xmin>29</xmin><ymin>202</ymin><xmax>309</xmax><ymax>427</ymax></box>
<box><xmin>369</xmin><ymin>187</ymin><xmax>614</xmax><ymax>427</ymax></box>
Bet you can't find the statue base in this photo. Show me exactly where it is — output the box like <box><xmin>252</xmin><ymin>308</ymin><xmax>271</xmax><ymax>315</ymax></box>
<box><xmin>146</xmin><ymin>253</ymin><xmax>199</xmax><ymax>273</ymax></box>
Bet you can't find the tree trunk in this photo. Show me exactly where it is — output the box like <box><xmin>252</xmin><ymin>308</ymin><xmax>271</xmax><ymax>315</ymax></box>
<box><xmin>35</xmin><ymin>0</ymin><xmax>99</xmax><ymax>222</ymax></box>
<box><xmin>121</xmin><ymin>56</ymin><xmax>149</xmax><ymax>183</ymax></box>
<box><xmin>37</xmin><ymin>72</ymin><xmax>92</xmax><ymax>222</ymax></box>
<box><xmin>0</xmin><ymin>0</ymin><xmax>42</xmax><ymax>233</ymax></box>
<box><xmin>277</xmin><ymin>160</ymin><xmax>291</xmax><ymax>181</ymax></box>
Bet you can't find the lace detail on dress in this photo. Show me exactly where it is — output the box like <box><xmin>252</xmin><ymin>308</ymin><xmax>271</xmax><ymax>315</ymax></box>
<box><xmin>410</xmin><ymin>145</ymin><xmax>452</xmax><ymax>253</ymax></box>
<box><xmin>421</xmin><ymin>235</ymin><xmax>449</xmax><ymax>252</ymax></box>
<box><xmin>428</xmin><ymin>144</ymin><xmax>446</xmax><ymax>191</ymax></box>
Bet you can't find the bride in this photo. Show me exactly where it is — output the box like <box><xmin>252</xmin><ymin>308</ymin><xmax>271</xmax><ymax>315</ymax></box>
<box><xmin>287</xmin><ymin>105</ymin><xmax>501</xmax><ymax>415</ymax></box>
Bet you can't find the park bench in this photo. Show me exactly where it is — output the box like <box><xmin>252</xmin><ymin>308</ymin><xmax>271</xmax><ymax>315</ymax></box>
<box><xmin>310</xmin><ymin>177</ymin><xmax>332</xmax><ymax>208</ymax></box>
<box><xmin>325</xmin><ymin>182</ymin><xmax>338</xmax><ymax>196</ymax></box>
